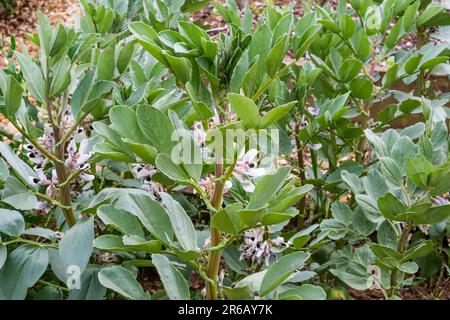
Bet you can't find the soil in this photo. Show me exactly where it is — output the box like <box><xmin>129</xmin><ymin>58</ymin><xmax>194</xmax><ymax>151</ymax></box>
<box><xmin>349</xmin><ymin>278</ymin><xmax>450</xmax><ymax>300</ymax></box>
<box><xmin>0</xmin><ymin>0</ymin><xmax>80</xmax><ymax>65</ymax></box>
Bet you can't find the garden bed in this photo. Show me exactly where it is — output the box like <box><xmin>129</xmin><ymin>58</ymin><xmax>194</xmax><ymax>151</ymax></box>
<box><xmin>0</xmin><ymin>0</ymin><xmax>449</xmax><ymax>302</ymax></box>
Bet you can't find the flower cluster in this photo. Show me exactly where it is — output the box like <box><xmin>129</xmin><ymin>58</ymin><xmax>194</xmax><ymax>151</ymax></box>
<box><xmin>239</xmin><ymin>228</ymin><xmax>287</xmax><ymax>267</ymax></box>
<box><xmin>131</xmin><ymin>163</ymin><xmax>162</xmax><ymax>197</ymax></box>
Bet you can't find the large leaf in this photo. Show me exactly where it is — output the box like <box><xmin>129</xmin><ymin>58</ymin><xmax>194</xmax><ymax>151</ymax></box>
<box><xmin>159</xmin><ymin>192</ymin><xmax>198</xmax><ymax>253</ymax></box>
<box><xmin>136</xmin><ymin>105</ymin><xmax>175</xmax><ymax>154</ymax></box>
<box><xmin>98</xmin><ymin>266</ymin><xmax>150</xmax><ymax>300</ymax></box>
<box><xmin>260</xmin><ymin>251</ymin><xmax>310</xmax><ymax>296</ymax></box>
<box><xmin>247</xmin><ymin>167</ymin><xmax>291</xmax><ymax>209</ymax></box>
<box><xmin>227</xmin><ymin>93</ymin><xmax>260</xmax><ymax>128</ymax></box>
<box><xmin>260</xmin><ymin>101</ymin><xmax>296</xmax><ymax>128</ymax></box>
<box><xmin>151</xmin><ymin>254</ymin><xmax>190</xmax><ymax>300</ymax></box>
<box><xmin>2</xmin><ymin>176</ymin><xmax>38</xmax><ymax>210</ymax></box>
<box><xmin>0</xmin><ymin>142</ymin><xmax>36</xmax><ymax>185</ymax></box>
<box><xmin>0</xmin><ymin>70</ymin><xmax>22</xmax><ymax>117</ymax></box>
<box><xmin>97</xmin><ymin>205</ymin><xmax>144</xmax><ymax>237</ymax></box>
<box><xmin>15</xmin><ymin>52</ymin><xmax>45</xmax><ymax>103</ymax></box>
<box><xmin>0</xmin><ymin>208</ymin><xmax>25</xmax><ymax>237</ymax></box>
<box><xmin>0</xmin><ymin>245</ymin><xmax>48</xmax><ymax>299</ymax></box>
<box><xmin>128</xmin><ymin>194</ymin><xmax>174</xmax><ymax>245</ymax></box>
<box><xmin>59</xmin><ymin>217</ymin><xmax>94</xmax><ymax>274</ymax></box>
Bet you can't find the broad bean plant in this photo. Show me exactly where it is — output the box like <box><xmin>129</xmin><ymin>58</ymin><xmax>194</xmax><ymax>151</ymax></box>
<box><xmin>0</xmin><ymin>0</ymin><xmax>449</xmax><ymax>300</ymax></box>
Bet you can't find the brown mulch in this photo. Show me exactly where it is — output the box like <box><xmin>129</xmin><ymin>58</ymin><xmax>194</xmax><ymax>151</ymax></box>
<box><xmin>0</xmin><ymin>0</ymin><xmax>80</xmax><ymax>59</ymax></box>
<box><xmin>349</xmin><ymin>278</ymin><xmax>450</xmax><ymax>300</ymax></box>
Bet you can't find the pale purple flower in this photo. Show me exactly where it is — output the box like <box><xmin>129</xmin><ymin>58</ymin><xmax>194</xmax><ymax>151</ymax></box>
<box><xmin>307</xmin><ymin>143</ymin><xmax>322</xmax><ymax>151</ymax></box>
<box><xmin>433</xmin><ymin>195</ymin><xmax>449</xmax><ymax>205</ymax></box>
<box><xmin>307</xmin><ymin>106</ymin><xmax>320</xmax><ymax>116</ymax></box>
<box><xmin>231</xmin><ymin>149</ymin><xmax>266</xmax><ymax>193</ymax></box>
<box><xmin>239</xmin><ymin>228</ymin><xmax>279</xmax><ymax>267</ymax></box>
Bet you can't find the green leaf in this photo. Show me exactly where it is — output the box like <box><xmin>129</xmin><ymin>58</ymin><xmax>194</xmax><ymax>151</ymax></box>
<box><xmin>331</xmin><ymin>202</ymin><xmax>353</xmax><ymax>225</ymax></box>
<box><xmin>0</xmin><ymin>245</ymin><xmax>6</xmax><ymax>269</ymax></box>
<box><xmin>0</xmin><ymin>245</ymin><xmax>48</xmax><ymax>300</ymax></box>
<box><xmin>0</xmin><ymin>70</ymin><xmax>22</xmax><ymax>117</ymax></box>
<box><xmin>379</xmin><ymin>157</ymin><xmax>403</xmax><ymax>187</ymax></box>
<box><xmin>165</xmin><ymin>55</ymin><xmax>192</xmax><ymax>84</ymax></box>
<box><xmin>2</xmin><ymin>176</ymin><xmax>38</xmax><ymax>210</ymax></box>
<box><xmin>265</xmin><ymin>34</ymin><xmax>288</xmax><ymax>78</ymax></box>
<box><xmin>340</xmin><ymin>14</ymin><xmax>356</xmax><ymax>40</ymax></box>
<box><xmin>0</xmin><ymin>142</ymin><xmax>36</xmax><ymax>182</ymax></box>
<box><xmin>48</xmin><ymin>24</ymin><xmax>67</xmax><ymax>56</ymax></box>
<box><xmin>109</xmin><ymin>106</ymin><xmax>150</xmax><ymax>144</ymax></box>
<box><xmin>97</xmin><ymin>205</ymin><xmax>144</xmax><ymax>237</ymax></box>
<box><xmin>260</xmin><ymin>101</ymin><xmax>296</xmax><ymax>128</ymax></box>
<box><xmin>117</xmin><ymin>42</ymin><xmax>135</xmax><ymax>74</ymax></box>
<box><xmin>128</xmin><ymin>194</ymin><xmax>174</xmax><ymax>246</ymax></box>
<box><xmin>122</xmin><ymin>235</ymin><xmax>162</xmax><ymax>252</ymax></box>
<box><xmin>355</xmin><ymin>194</ymin><xmax>380</xmax><ymax>222</ymax></box>
<box><xmin>15</xmin><ymin>52</ymin><xmax>45</xmax><ymax>103</ymax></box>
<box><xmin>339</xmin><ymin>59</ymin><xmax>362</xmax><ymax>82</ymax></box>
<box><xmin>419</xmin><ymin>56</ymin><xmax>449</xmax><ymax>71</ymax></box>
<box><xmin>136</xmin><ymin>105</ymin><xmax>175</xmax><ymax>154</ymax></box>
<box><xmin>151</xmin><ymin>254</ymin><xmax>190</xmax><ymax>300</ymax></box>
<box><xmin>385</xmin><ymin>17</ymin><xmax>403</xmax><ymax>50</ymax></box>
<box><xmin>71</xmin><ymin>70</ymin><xmax>95</xmax><ymax>117</ymax></box>
<box><xmin>406</xmin><ymin>155</ymin><xmax>433</xmax><ymax>188</ymax></box>
<box><xmin>417</xmin><ymin>4</ymin><xmax>444</xmax><ymax>27</ymax></box>
<box><xmin>403</xmin><ymin>1</ymin><xmax>420</xmax><ymax>32</ymax></box>
<box><xmin>0</xmin><ymin>159</ymin><xmax>9</xmax><ymax>181</ymax></box>
<box><xmin>260</xmin><ymin>251</ymin><xmax>310</xmax><ymax>296</ymax></box>
<box><xmin>247</xmin><ymin>167</ymin><xmax>291</xmax><ymax>210</ymax></box>
<box><xmin>211</xmin><ymin>203</ymin><xmax>244</xmax><ymax>234</ymax></box>
<box><xmin>50</xmin><ymin>55</ymin><xmax>71</xmax><ymax>97</ymax></box>
<box><xmin>399</xmin><ymin>261</ymin><xmax>418</xmax><ymax>274</ymax></box>
<box><xmin>350</xmin><ymin>78</ymin><xmax>373</xmax><ymax>100</ymax></box>
<box><xmin>97</xmin><ymin>42</ymin><xmax>116</xmax><ymax>81</ymax></box>
<box><xmin>341</xmin><ymin>170</ymin><xmax>363</xmax><ymax>194</ymax></box>
<box><xmin>279</xmin><ymin>284</ymin><xmax>326</xmax><ymax>300</ymax></box>
<box><xmin>411</xmin><ymin>205</ymin><xmax>450</xmax><ymax>225</ymax></box>
<box><xmin>403</xmin><ymin>240</ymin><xmax>433</xmax><ymax>261</ymax></box>
<box><xmin>372</xmin><ymin>244</ymin><xmax>402</xmax><ymax>260</ymax></box>
<box><xmin>429</xmin><ymin>161</ymin><xmax>450</xmax><ymax>196</ymax></box>
<box><xmin>329</xmin><ymin>269</ymin><xmax>369</xmax><ymax>291</ymax></box>
<box><xmin>159</xmin><ymin>192</ymin><xmax>198</xmax><ymax>253</ymax></box>
<box><xmin>98</xmin><ymin>266</ymin><xmax>150</xmax><ymax>300</ymax></box>
<box><xmin>130</xmin><ymin>22</ymin><xmax>168</xmax><ymax>66</ymax></box>
<box><xmin>59</xmin><ymin>217</ymin><xmax>94</xmax><ymax>274</ymax></box>
<box><xmin>404</xmin><ymin>54</ymin><xmax>422</xmax><ymax>74</ymax></box>
<box><xmin>377</xmin><ymin>193</ymin><xmax>408</xmax><ymax>221</ymax></box>
<box><xmin>227</xmin><ymin>93</ymin><xmax>260</xmax><ymax>128</ymax></box>
<box><xmin>351</xmin><ymin>29</ymin><xmax>370</xmax><ymax>60</ymax></box>
<box><xmin>155</xmin><ymin>153</ymin><xmax>190</xmax><ymax>183</ymax></box>
<box><xmin>0</xmin><ymin>208</ymin><xmax>24</xmax><ymax>237</ymax></box>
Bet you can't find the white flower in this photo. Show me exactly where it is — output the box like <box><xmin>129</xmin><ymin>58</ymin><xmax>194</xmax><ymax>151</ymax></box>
<box><xmin>307</xmin><ymin>143</ymin><xmax>322</xmax><ymax>151</ymax></box>
<box><xmin>239</xmin><ymin>228</ymin><xmax>278</xmax><ymax>267</ymax></box>
<box><xmin>231</xmin><ymin>149</ymin><xmax>266</xmax><ymax>193</ymax></box>
<box><xmin>307</xmin><ymin>106</ymin><xmax>320</xmax><ymax>116</ymax></box>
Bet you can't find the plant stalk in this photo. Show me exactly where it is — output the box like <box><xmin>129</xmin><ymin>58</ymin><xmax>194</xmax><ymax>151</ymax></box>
<box><xmin>390</xmin><ymin>223</ymin><xmax>412</xmax><ymax>296</ymax></box>
<box><xmin>205</xmin><ymin>161</ymin><xmax>224</xmax><ymax>300</ymax></box>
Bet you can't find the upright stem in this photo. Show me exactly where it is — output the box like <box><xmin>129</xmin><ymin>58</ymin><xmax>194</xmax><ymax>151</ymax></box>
<box><xmin>294</xmin><ymin>123</ymin><xmax>306</xmax><ymax>229</ymax></box>
<box><xmin>390</xmin><ymin>223</ymin><xmax>411</xmax><ymax>296</ymax></box>
<box><xmin>205</xmin><ymin>160</ymin><xmax>224</xmax><ymax>300</ymax></box>
<box><xmin>417</xmin><ymin>28</ymin><xmax>427</xmax><ymax>96</ymax></box>
<box><xmin>44</xmin><ymin>61</ymin><xmax>76</xmax><ymax>227</ymax></box>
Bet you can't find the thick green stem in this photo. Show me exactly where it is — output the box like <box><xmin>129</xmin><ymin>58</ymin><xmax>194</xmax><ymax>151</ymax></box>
<box><xmin>390</xmin><ymin>223</ymin><xmax>411</xmax><ymax>296</ymax></box>
<box><xmin>294</xmin><ymin>123</ymin><xmax>307</xmax><ymax>230</ymax></box>
<box><xmin>417</xmin><ymin>28</ymin><xmax>427</xmax><ymax>96</ymax></box>
<box><xmin>205</xmin><ymin>161</ymin><xmax>225</xmax><ymax>300</ymax></box>
<box><xmin>44</xmin><ymin>61</ymin><xmax>76</xmax><ymax>227</ymax></box>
